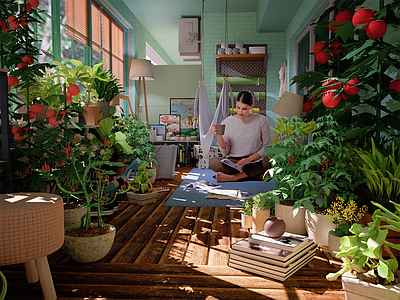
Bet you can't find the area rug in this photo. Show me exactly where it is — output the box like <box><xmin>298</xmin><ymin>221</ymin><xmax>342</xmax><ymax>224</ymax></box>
<box><xmin>164</xmin><ymin>168</ymin><xmax>275</xmax><ymax>207</ymax></box>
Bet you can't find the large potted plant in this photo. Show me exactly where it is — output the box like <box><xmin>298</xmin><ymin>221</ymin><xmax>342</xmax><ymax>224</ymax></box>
<box><xmin>326</xmin><ymin>201</ymin><xmax>400</xmax><ymax>300</ymax></box>
<box><xmin>126</xmin><ymin>162</ymin><xmax>158</xmax><ymax>205</ymax></box>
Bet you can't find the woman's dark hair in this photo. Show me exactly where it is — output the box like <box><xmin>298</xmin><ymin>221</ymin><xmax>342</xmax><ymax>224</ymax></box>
<box><xmin>236</xmin><ymin>90</ymin><xmax>255</xmax><ymax>106</ymax></box>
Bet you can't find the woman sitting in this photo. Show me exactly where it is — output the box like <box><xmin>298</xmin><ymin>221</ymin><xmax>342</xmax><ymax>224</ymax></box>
<box><xmin>209</xmin><ymin>90</ymin><xmax>272</xmax><ymax>182</ymax></box>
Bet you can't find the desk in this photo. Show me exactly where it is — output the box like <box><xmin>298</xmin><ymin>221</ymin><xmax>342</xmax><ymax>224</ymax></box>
<box><xmin>0</xmin><ymin>193</ymin><xmax>64</xmax><ymax>300</ymax></box>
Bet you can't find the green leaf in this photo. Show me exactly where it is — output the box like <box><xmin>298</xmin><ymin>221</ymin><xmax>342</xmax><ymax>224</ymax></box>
<box><xmin>343</xmin><ymin>39</ymin><xmax>374</xmax><ymax>60</ymax></box>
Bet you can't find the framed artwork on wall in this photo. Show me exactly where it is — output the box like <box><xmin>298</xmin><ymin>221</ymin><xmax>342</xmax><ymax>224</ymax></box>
<box><xmin>170</xmin><ymin>98</ymin><xmax>197</xmax><ymax>137</ymax></box>
<box><xmin>159</xmin><ymin>114</ymin><xmax>180</xmax><ymax>137</ymax></box>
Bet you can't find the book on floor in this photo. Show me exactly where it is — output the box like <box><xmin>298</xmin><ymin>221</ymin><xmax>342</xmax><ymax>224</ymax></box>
<box><xmin>205</xmin><ymin>189</ymin><xmax>254</xmax><ymax>200</ymax></box>
<box><xmin>247</xmin><ymin>231</ymin><xmax>311</xmax><ymax>252</ymax></box>
<box><xmin>221</xmin><ymin>157</ymin><xmax>262</xmax><ymax>172</ymax></box>
<box><xmin>228</xmin><ymin>250</ymin><xmax>315</xmax><ymax>281</ymax></box>
<box><xmin>229</xmin><ymin>239</ymin><xmax>317</xmax><ymax>267</ymax></box>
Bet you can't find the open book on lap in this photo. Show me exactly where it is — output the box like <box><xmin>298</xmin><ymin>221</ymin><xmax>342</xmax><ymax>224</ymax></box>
<box><xmin>221</xmin><ymin>158</ymin><xmax>262</xmax><ymax>172</ymax></box>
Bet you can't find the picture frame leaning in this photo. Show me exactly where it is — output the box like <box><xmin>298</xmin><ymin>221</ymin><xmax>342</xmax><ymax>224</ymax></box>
<box><xmin>159</xmin><ymin>114</ymin><xmax>180</xmax><ymax>137</ymax></box>
<box><xmin>170</xmin><ymin>98</ymin><xmax>197</xmax><ymax>138</ymax></box>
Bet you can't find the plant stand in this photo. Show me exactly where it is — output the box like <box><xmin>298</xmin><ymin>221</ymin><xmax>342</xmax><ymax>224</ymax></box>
<box><xmin>275</xmin><ymin>202</ymin><xmax>306</xmax><ymax>235</ymax></box>
<box><xmin>341</xmin><ymin>271</ymin><xmax>400</xmax><ymax>300</ymax></box>
<box><xmin>127</xmin><ymin>191</ymin><xmax>158</xmax><ymax>206</ymax></box>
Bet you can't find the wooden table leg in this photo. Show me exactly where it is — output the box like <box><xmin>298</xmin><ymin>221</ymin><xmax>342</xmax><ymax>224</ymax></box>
<box><xmin>35</xmin><ymin>256</ymin><xmax>57</xmax><ymax>300</ymax></box>
<box><xmin>24</xmin><ymin>260</ymin><xmax>39</xmax><ymax>283</ymax></box>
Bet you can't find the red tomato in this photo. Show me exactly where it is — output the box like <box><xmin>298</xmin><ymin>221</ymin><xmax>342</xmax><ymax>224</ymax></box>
<box><xmin>30</xmin><ymin>104</ymin><xmax>42</xmax><ymax>114</ymax></box>
<box><xmin>322</xmin><ymin>92</ymin><xmax>341</xmax><ymax>108</ymax></box>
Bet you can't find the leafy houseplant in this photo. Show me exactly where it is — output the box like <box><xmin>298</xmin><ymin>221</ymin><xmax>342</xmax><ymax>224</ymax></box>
<box><xmin>326</xmin><ymin>201</ymin><xmax>400</xmax><ymax>294</ymax></box>
<box><xmin>251</xmin><ymin>192</ymin><xmax>275</xmax><ymax>232</ymax></box>
<box><xmin>126</xmin><ymin>162</ymin><xmax>158</xmax><ymax>205</ymax></box>
<box><xmin>92</xmin><ymin>69</ymin><xmax>124</xmax><ymax>102</ymax></box>
<box><xmin>241</xmin><ymin>198</ymin><xmax>254</xmax><ymax>229</ymax></box>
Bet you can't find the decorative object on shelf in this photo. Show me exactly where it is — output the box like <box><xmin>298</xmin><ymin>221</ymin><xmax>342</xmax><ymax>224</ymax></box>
<box><xmin>218</xmin><ymin>48</ymin><xmax>225</xmax><ymax>54</ymax></box>
<box><xmin>129</xmin><ymin>59</ymin><xmax>154</xmax><ymax>123</ymax></box>
<box><xmin>249</xmin><ymin>46</ymin><xmax>266</xmax><ymax>54</ymax></box>
<box><xmin>264</xmin><ymin>217</ymin><xmax>286</xmax><ymax>238</ymax></box>
<box><xmin>235</xmin><ymin>42</ymin><xmax>243</xmax><ymax>49</ymax></box>
<box><xmin>232</xmin><ymin>47</ymin><xmax>240</xmax><ymax>54</ymax></box>
<box><xmin>159</xmin><ymin>114</ymin><xmax>180</xmax><ymax>137</ymax></box>
<box><xmin>225</xmin><ymin>48</ymin><xmax>233</xmax><ymax>54</ymax></box>
<box><xmin>221</xmin><ymin>42</ymin><xmax>229</xmax><ymax>49</ymax></box>
<box><xmin>239</xmin><ymin>47</ymin><xmax>247</xmax><ymax>54</ymax></box>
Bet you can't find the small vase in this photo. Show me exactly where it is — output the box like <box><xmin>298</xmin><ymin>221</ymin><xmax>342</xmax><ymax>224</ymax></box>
<box><xmin>264</xmin><ymin>217</ymin><xmax>286</xmax><ymax>238</ymax></box>
<box><xmin>241</xmin><ymin>213</ymin><xmax>253</xmax><ymax>228</ymax></box>
<box><xmin>252</xmin><ymin>208</ymin><xmax>270</xmax><ymax>233</ymax></box>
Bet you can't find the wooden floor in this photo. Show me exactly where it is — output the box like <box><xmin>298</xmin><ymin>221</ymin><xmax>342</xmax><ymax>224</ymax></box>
<box><xmin>2</xmin><ymin>167</ymin><xmax>345</xmax><ymax>299</ymax></box>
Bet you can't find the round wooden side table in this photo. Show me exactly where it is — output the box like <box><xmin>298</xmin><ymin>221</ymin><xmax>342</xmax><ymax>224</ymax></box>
<box><xmin>0</xmin><ymin>193</ymin><xmax>64</xmax><ymax>300</ymax></box>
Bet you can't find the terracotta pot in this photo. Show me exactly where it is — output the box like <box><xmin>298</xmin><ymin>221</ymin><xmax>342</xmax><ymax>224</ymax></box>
<box><xmin>82</xmin><ymin>105</ymin><xmax>101</xmax><ymax>125</ymax></box>
<box><xmin>241</xmin><ymin>213</ymin><xmax>253</xmax><ymax>228</ymax></box>
<box><xmin>305</xmin><ymin>209</ymin><xmax>336</xmax><ymax>246</ymax></box>
<box><xmin>252</xmin><ymin>208</ymin><xmax>270</xmax><ymax>233</ymax></box>
<box><xmin>341</xmin><ymin>271</ymin><xmax>400</xmax><ymax>300</ymax></box>
<box><xmin>275</xmin><ymin>200</ymin><xmax>306</xmax><ymax>234</ymax></box>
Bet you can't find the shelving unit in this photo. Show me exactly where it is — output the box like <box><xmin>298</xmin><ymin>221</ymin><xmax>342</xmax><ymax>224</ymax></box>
<box><xmin>216</xmin><ymin>53</ymin><xmax>268</xmax><ymax>73</ymax></box>
<box><xmin>0</xmin><ymin>69</ymin><xmax>12</xmax><ymax>192</ymax></box>
<box><xmin>153</xmin><ymin>140</ymin><xmax>200</xmax><ymax>168</ymax></box>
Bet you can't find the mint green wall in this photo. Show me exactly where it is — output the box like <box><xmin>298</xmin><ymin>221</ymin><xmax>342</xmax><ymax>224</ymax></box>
<box><xmin>144</xmin><ymin>65</ymin><xmax>201</xmax><ymax>125</ymax></box>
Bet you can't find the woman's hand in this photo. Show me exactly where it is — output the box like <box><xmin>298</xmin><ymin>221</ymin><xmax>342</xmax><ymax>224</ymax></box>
<box><xmin>210</xmin><ymin>122</ymin><xmax>217</xmax><ymax>136</ymax></box>
<box><xmin>236</xmin><ymin>157</ymin><xmax>253</xmax><ymax>167</ymax></box>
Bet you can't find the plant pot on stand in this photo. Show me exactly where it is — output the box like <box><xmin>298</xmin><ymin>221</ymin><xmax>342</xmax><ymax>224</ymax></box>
<box><xmin>275</xmin><ymin>200</ymin><xmax>306</xmax><ymax>235</ymax></box>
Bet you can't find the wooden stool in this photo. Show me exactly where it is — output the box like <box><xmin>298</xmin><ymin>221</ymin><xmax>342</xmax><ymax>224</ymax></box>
<box><xmin>0</xmin><ymin>193</ymin><xmax>64</xmax><ymax>300</ymax></box>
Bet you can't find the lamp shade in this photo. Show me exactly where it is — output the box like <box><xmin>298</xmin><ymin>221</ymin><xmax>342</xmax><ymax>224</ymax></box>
<box><xmin>129</xmin><ymin>59</ymin><xmax>154</xmax><ymax>80</ymax></box>
<box><xmin>272</xmin><ymin>91</ymin><xmax>303</xmax><ymax>118</ymax></box>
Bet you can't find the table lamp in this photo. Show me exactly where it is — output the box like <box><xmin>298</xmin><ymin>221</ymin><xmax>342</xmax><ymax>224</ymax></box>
<box><xmin>129</xmin><ymin>59</ymin><xmax>154</xmax><ymax>123</ymax></box>
<box><xmin>272</xmin><ymin>91</ymin><xmax>303</xmax><ymax>118</ymax></box>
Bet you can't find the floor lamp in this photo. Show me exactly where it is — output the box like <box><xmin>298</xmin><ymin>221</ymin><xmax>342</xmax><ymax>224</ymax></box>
<box><xmin>129</xmin><ymin>59</ymin><xmax>154</xmax><ymax>123</ymax></box>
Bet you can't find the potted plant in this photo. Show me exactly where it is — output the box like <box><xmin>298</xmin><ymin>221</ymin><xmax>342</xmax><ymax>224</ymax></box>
<box><xmin>241</xmin><ymin>198</ymin><xmax>254</xmax><ymax>228</ymax></box>
<box><xmin>126</xmin><ymin>162</ymin><xmax>158</xmax><ymax>205</ymax></box>
<box><xmin>325</xmin><ymin>196</ymin><xmax>368</xmax><ymax>258</ymax></box>
<box><xmin>251</xmin><ymin>192</ymin><xmax>275</xmax><ymax>233</ymax></box>
<box><xmin>326</xmin><ymin>201</ymin><xmax>400</xmax><ymax>300</ymax></box>
<box><xmin>91</xmin><ymin>69</ymin><xmax>124</xmax><ymax>118</ymax></box>
<box><xmin>40</xmin><ymin>133</ymin><xmax>129</xmax><ymax>263</ymax></box>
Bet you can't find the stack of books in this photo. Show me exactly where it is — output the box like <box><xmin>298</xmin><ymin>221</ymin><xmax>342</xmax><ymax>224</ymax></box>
<box><xmin>228</xmin><ymin>231</ymin><xmax>316</xmax><ymax>281</ymax></box>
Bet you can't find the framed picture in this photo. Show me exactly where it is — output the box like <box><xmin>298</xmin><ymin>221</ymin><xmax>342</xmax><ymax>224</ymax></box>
<box><xmin>159</xmin><ymin>114</ymin><xmax>180</xmax><ymax>137</ymax></box>
<box><xmin>150</xmin><ymin>124</ymin><xmax>166</xmax><ymax>137</ymax></box>
<box><xmin>170</xmin><ymin>98</ymin><xmax>197</xmax><ymax>137</ymax></box>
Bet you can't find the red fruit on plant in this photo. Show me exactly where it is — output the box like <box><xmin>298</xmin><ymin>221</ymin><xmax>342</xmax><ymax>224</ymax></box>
<box><xmin>0</xmin><ymin>20</ymin><xmax>9</xmax><ymax>31</ymax></box>
<box><xmin>12</xmin><ymin>127</ymin><xmax>21</xmax><ymax>134</ymax></box>
<box><xmin>28</xmin><ymin>0</ymin><xmax>40</xmax><ymax>8</ymax></box>
<box><xmin>322</xmin><ymin>78</ymin><xmax>341</xmax><ymax>92</ymax></box>
<box><xmin>8</xmin><ymin>16</ymin><xmax>19</xmax><ymax>30</ymax></box>
<box><xmin>389</xmin><ymin>78</ymin><xmax>400</xmax><ymax>93</ymax></box>
<box><xmin>20</xmin><ymin>18</ymin><xmax>27</xmax><ymax>26</ymax></box>
<box><xmin>313</xmin><ymin>42</ymin><xmax>327</xmax><ymax>54</ymax></box>
<box><xmin>67</xmin><ymin>84</ymin><xmax>80</xmax><ymax>96</ymax></box>
<box><xmin>59</xmin><ymin>111</ymin><xmax>67</xmax><ymax>120</ymax></box>
<box><xmin>330</xmin><ymin>41</ymin><xmax>342</xmax><ymax>55</ymax></box>
<box><xmin>14</xmin><ymin>133</ymin><xmax>23</xmax><ymax>141</ymax></box>
<box><xmin>17</xmin><ymin>61</ymin><xmax>26</xmax><ymax>69</ymax></box>
<box><xmin>303</xmin><ymin>102</ymin><xmax>313</xmax><ymax>113</ymax></box>
<box><xmin>24</xmin><ymin>3</ymin><xmax>32</xmax><ymax>12</ymax></box>
<box><xmin>329</xmin><ymin>19</ymin><xmax>339</xmax><ymax>32</ymax></box>
<box><xmin>352</xmin><ymin>9</ymin><xmax>374</xmax><ymax>30</ymax></box>
<box><xmin>29</xmin><ymin>111</ymin><xmax>35</xmax><ymax>119</ymax></box>
<box><xmin>64</xmin><ymin>92</ymin><xmax>72</xmax><ymax>102</ymax></box>
<box><xmin>316</xmin><ymin>51</ymin><xmax>330</xmax><ymax>64</ymax></box>
<box><xmin>30</xmin><ymin>104</ymin><xmax>42</xmax><ymax>114</ymax></box>
<box><xmin>46</xmin><ymin>110</ymin><xmax>57</xmax><ymax>118</ymax></box>
<box><xmin>366</xmin><ymin>20</ymin><xmax>387</xmax><ymax>39</ymax></box>
<box><xmin>343</xmin><ymin>78</ymin><xmax>360</xmax><ymax>95</ymax></box>
<box><xmin>8</xmin><ymin>75</ymin><xmax>19</xmax><ymax>87</ymax></box>
<box><xmin>49</xmin><ymin>117</ymin><xmax>60</xmax><ymax>126</ymax></box>
<box><xmin>322</xmin><ymin>92</ymin><xmax>341</xmax><ymax>108</ymax></box>
<box><xmin>336</xmin><ymin>10</ymin><xmax>353</xmax><ymax>23</ymax></box>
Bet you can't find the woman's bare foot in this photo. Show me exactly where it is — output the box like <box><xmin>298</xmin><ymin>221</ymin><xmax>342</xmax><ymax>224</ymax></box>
<box><xmin>215</xmin><ymin>172</ymin><xmax>248</xmax><ymax>182</ymax></box>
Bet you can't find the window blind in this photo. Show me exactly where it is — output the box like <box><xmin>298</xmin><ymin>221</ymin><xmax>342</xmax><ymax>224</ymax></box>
<box><xmin>65</xmin><ymin>0</ymin><xmax>89</xmax><ymax>47</ymax></box>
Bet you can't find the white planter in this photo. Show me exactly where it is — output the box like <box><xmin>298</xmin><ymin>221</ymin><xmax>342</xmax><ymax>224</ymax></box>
<box><xmin>127</xmin><ymin>190</ymin><xmax>158</xmax><ymax>206</ymax></box>
<box><xmin>64</xmin><ymin>224</ymin><xmax>116</xmax><ymax>263</ymax></box>
<box><xmin>305</xmin><ymin>209</ymin><xmax>336</xmax><ymax>246</ymax></box>
<box><xmin>328</xmin><ymin>230</ymin><xmax>341</xmax><ymax>259</ymax></box>
<box><xmin>252</xmin><ymin>208</ymin><xmax>270</xmax><ymax>233</ymax></box>
<box><xmin>341</xmin><ymin>271</ymin><xmax>400</xmax><ymax>300</ymax></box>
<box><xmin>275</xmin><ymin>202</ymin><xmax>306</xmax><ymax>235</ymax></box>
<box><xmin>241</xmin><ymin>213</ymin><xmax>253</xmax><ymax>228</ymax></box>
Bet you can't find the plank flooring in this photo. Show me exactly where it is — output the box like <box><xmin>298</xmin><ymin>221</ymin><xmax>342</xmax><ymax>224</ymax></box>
<box><xmin>1</xmin><ymin>167</ymin><xmax>345</xmax><ymax>299</ymax></box>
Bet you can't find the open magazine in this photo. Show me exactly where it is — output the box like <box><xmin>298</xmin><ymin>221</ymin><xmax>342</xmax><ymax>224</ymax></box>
<box><xmin>205</xmin><ymin>189</ymin><xmax>254</xmax><ymax>200</ymax></box>
<box><xmin>221</xmin><ymin>158</ymin><xmax>263</xmax><ymax>172</ymax></box>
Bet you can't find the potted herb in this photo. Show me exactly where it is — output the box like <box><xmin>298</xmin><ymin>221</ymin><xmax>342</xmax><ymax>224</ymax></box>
<box><xmin>241</xmin><ymin>199</ymin><xmax>254</xmax><ymax>229</ymax></box>
<box><xmin>251</xmin><ymin>192</ymin><xmax>275</xmax><ymax>233</ymax></box>
<box><xmin>325</xmin><ymin>196</ymin><xmax>368</xmax><ymax>258</ymax></box>
<box><xmin>326</xmin><ymin>201</ymin><xmax>400</xmax><ymax>300</ymax></box>
<box><xmin>126</xmin><ymin>162</ymin><xmax>158</xmax><ymax>206</ymax></box>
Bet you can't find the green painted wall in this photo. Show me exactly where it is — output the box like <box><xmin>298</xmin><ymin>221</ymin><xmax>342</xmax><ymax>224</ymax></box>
<box><xmin>144</xmin><ymin>65</ymin><xmax>201</xmax><ymax>125</ymax></box>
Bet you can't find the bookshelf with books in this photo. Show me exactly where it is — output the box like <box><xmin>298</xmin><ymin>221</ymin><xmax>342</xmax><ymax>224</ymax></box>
<box><xmin>153</xmin><ymin>140</ymin><xmax>199</xmax><ymax>167</ymax></box>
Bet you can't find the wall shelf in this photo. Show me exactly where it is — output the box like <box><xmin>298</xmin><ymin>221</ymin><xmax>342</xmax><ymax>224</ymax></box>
<box><xmin>216</xmin><ymin>54</ymin><xmax>268</xmax><ymax>73</ymax></box>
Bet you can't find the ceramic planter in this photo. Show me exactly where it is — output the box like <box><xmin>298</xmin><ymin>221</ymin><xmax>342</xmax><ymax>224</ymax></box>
<box><xmin>328</xmin><ymin>230</ymin><xmax>342</xmax><ymax>259</ymax></box>
<box><xmin>64</xmin><ymin>205</ymin><xmax>86</xmax><ymax>229</ymax></box>
<box><xmin>252</xmin><ymin>208</ymin><xmax>270</xmax><ymax>233</ymax></box>
<box><xmin>64</xmin><ymin>224</ymin><xmax>116</xmax><ymax>263</ymax></box>
<box><xmin>82</xmin><ymin>105</ymin><xmax>101</xmax><ymax>125</ymax></box>
<box><xmin>127</xmin><ymin>190</ymin><xmax>158</xmax><ymax>206</ymax></box>
<box><xmin>241</xmin><ymin>213</ymin><xmax>253</xmax><ymax>228</ymax></box>
<box><xmin>305</xmin><ymin>209</ymin><xmax>336</xmax><ymax>246</ymax></box>
<box><xmin>341</xmin><ymin>271</ymin><xmax>400</xmax><ymax>300</ymax></box>
<box><xmin>275</xmin><ymin>201</ymin><xmax>306</xmax><ymax>235</ymax></box>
